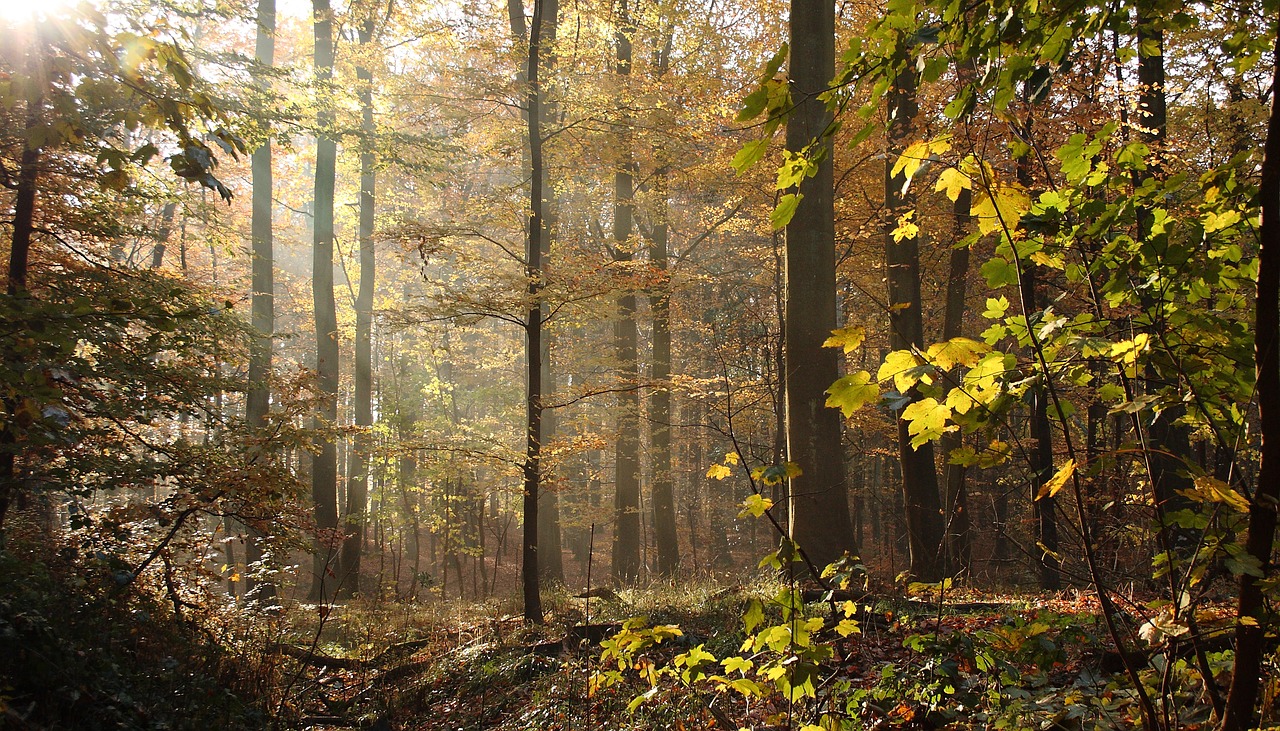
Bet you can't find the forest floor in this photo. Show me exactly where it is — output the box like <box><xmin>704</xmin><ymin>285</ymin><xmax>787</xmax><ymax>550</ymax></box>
<box><xmin>0</xmin><ymin>546</ymin><xmax>1249</xmax><ymax>731</ymax></box>
<box><xmin>264</xmin><ymin>582</ymin><xmax>1237</xmax><ymax>731</ymax></box>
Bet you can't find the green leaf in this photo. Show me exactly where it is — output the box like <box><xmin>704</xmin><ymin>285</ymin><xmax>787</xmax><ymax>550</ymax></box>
<box><xmin>826</xmin><ymin>371</ymin><xmax>878</xmax><ymax>417</ymax></box>
<box><xmin>771</xmin><ymin>193</ymin><xmax>802</xmax><ymax>230</ymax></box>
<box><xmin>732</xmin><ymin>139</ymin><xmax>769</xmax><ymax>174</ymax></box>
<box><xmin>739</xmin><ymin>493</ymin><xmax>774</xmax><ymax>518</ymax></box>
<box><xmin>981</xmin><ymin>257</ymin><xmax>1019</xmax><ymax>289</ymax></box>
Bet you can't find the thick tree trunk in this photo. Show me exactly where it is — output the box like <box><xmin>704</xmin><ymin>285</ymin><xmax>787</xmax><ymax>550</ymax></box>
<box><xmin>784</xmin><ymin>0</ymin><xmax>855</xmax><ymax>573</ymax></box>
<box><xmin>520</xmin><ymin>0</ymin><xmax>547</xmax><ymax>623</ymax></box>
<box><xmin>338</xmin><ymin>17</ymin><xmax>377</xmax><ymax>600</ymax></box>
<box><xmin>243</xmin><ymin>0</ymin><xmax>277</xmax><ymax>606</ymax></box>
<box><xmin>308</xmin><ymin>0</ymin><xmax>340</xmax><ymax>603</ymax></box>
<box><xmin>610</xmin><ymin>0</ymin><xmax>642</xmax><ymax>584</ymax></box>
<box><xmin>1220</xmin><ymin>25</ymin><xmax>1280</xmax><ymax>731</ymax></box>
<box><xmin>940</xmin><ymin>187</ymin><xmax>972</xmax><ymax>577</ymax></box>
<box><xmin>533</xmin><ymin>0</ymin><xmax>564</xmax><ymax>586</ymax></box>
<box><xmin>885</xmin><ymin>58</ymin><xmax>944</xmax><ymax>582</ymax></box>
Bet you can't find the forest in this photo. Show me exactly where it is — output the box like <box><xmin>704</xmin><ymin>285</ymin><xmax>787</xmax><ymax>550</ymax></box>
<box><xmin>1</xmin><ymin>0</ymin><xmax>1278</xmax><ymax>727</ymax></box>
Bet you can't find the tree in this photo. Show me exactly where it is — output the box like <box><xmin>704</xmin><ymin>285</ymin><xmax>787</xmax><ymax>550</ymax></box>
<box><xmin>1220</xmin><ymin>22</ymin><xmax>1280</xmax><ymax>731</ymax></box>
<box><xmin>782</xmin><ymin>0</ymin><xmax>856</xmax><ymax>574</ymax></box>
<box><xmin>308</xmin><ymin>0</ymin><xmax>341</xmax><ymax>603</ymax></box>
<box><xmin>244</xmin><ymin>0</ymin><xmax>278</xmax><ymax>605</ymax></box>
<box><xmin>883</xmin><ymin>49</ymin><xmax>944</xmax><ymax>583</ymax></box>
<box><xmin>520</xmin><ymin>0</ymin><xmax>549</xmax><ymax>623</ymax></box>
<box><xmin>610</xmin><ymin>0</ymin><xmax>642</xmax><ymax>584</ymax></box>
<box><xmin>338</xmin><ymin>10</ymin><xmax>378</xmax><ymax>600</ymax></box>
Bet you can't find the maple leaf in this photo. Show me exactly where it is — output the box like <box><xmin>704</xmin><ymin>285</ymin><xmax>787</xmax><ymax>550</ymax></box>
<box><xmin>901</xmin><ymin>397</ymin><xmax>952</xmax><ymax>449</ymax></box>
<box><xmin>972</xmin><ymin>181</ymin><xmax>1031</xmax><ymax>236</ymax></box>
<box><xmin>826</xmin><ymin>371</ymin><xmax>877</xmax><ymax>417</ymax></box>
<box><xmin>823</xmin><ymin>325</ymin><xmax>866</xmax><ymax>353</ymax></box>
<box><xmin>1035</xmin><ymin>459</ymin><xmax>1076</xmax><ymax>500</ymax></box>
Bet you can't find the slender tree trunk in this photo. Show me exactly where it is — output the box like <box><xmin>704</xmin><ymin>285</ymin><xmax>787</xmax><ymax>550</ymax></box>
<box><xmin>243</xmin><ymin>0</ymin><xmax>277</xmax><ymax>605</ymax></box>
<box><xmin>1135</xmin><ymin>13</ymin><xmax>1194</xmax><ymax>560</ymax></box>
<box><xmin>784</xmin><ymin>0</ymin><xmax>855</xmax><ymax>573</ymax></box>
<box><xmin>610</xmin><ymin>0</ymin><xmax>642</xmax><ymax>583</ymax></box>
<box><xmin>1015</xmin><ymin>103</ymin><xmax>1060</xmax><ymax>590</ymax></box>
<box><xmin>940</xmin><ymin>187</ymin><xmax>972</xmax><ymax>578</ymax></box>
<box><xmin>885</xmin><ymin>55</ymin><xmax>944</xmax><ymax>582</ymax></box>
<box><xmin>308</xmin><ymin>0</ymin><xmax>340</xmax><ymax>603</ymax></box>
<box><xmin>1220</xmin><ymin>25</ymin><xmax>1280</xmax><ymax>731</ymax></box>
<box><xmin>0</xmin><ymin>35</ymin><xmax>44</xmax><ymax>533</ymax></box>
<box><xmin>149</xmin><ymin>203</ymin><xmax>178</xmax><ymax>269</ymax></box>
<box><xmin>649</xmin><ymin>173</ymin><xmax>678</xmax><ymax>576</ymax></box>
<box><xmin>338</xmin><ymin>17</ymin><xmax>377</xmax><ymax>600</ymax></box>
<box><xmin>520</xmin><ymin>0</ymin><xmax>547</xmax><ymax>623</ymax></box>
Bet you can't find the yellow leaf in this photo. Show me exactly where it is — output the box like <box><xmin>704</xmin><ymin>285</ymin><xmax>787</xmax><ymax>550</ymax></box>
<box><xmin>891</xmin><ymin>211</ymin><xmax>920</xmax><ymax>242</ymax></box>
<box><xmin>972</xmin><ymin>181</ymin><xmax>1031</xmax><ymax>236</ymax></box>
<box><xmin>891</xmin><ymin>135</ymin><xmax>952</xmax><ymax>183</ymax></box>
<box><xmin>823</xmin><ymin>325</ymin><xmax>866</xmax><ymax>354</ymax></box>
<box><xmin>738</xmin><ymin>494</ymin><xmax>774</xmax><ymax>518</ymax></box>
<box><xmin>826</xmin><ymin>371</ymin><xmax>878</xmax><ymax>417</ymax></box>
<box><xmin>877</xmin><ymin>349</ymin><xmax>925</xmax><ymax>393</ymax></box>
<box><xmin>934</xmin><ymin>166</ymin><xmax>970</xmax><ymax>202</ymax></box>
<box><xmin>925</xmin><ymin>337</ymin><xmax>990</xmax><ymax>370</ymax></box>
<box><xmin>1180</xmin><ymin>475</ymin><xmax>1250</xmax><ymax>513</ymax></box>
<box><xmin>1036</xmin><ymin>459</ymin><xmax>1076</xmax><ymax>501</ymax></box>
<box><xmin>901</xmin><ymin>397</ymin><xmax>952</xmax><ymax>448</ymax></box>
<box><xmin>706</xmin><ymin>464</ymin><xmax>732</xmax><ymax>480</ymax></box>
<box><xmin>723</xmin><ymin>451</ymin><xmax>740</xmax><ymax>466</ymax></box>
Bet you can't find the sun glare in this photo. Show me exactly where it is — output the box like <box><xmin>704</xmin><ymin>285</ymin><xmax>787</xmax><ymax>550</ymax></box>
<box><xmin>0</xmin><ymin>0</ymin><xmax>82</xmax><ymax>23</ymax></box>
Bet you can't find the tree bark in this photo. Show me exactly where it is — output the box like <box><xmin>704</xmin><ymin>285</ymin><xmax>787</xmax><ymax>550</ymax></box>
<box><xmin>784</xmin><ymin>0</ymin><xmax>855</xmax><ymax>573</ymax></box>
<box><xmin>885</xmin><ymin>55</ymin><xmax>944</xmax><ymax>582</ymax></box>
<box><xmin>649</xmin><ymin>173</ymin><xmax>678</xmax><ymax>576</ymax></box>
<box><xmin>243</xmin><ymin>0</ymin><xmax>277</xmax><ymax>605</ymax></box>
<box><xmin>520</xmin><ymin>0</ymin><xmax>547</xmax><ymax>623</ymax></box>
<box><xmin>1219</xmin><ymin>24</ymin><xmax>1280</xmax><ymax>731</ymax></box>
<box><xmin>940</xmin><ymin>187</ymin><xmax>972</xmax><ymax>578</ymax></box>
<box><xmin>610</xmin><ymin>0</ymin><xmax>642</xmax><ymax>584</ymax></box>
<box><xmin>308</xmin><ymin>0</ymin><xmax>340</xmax><ymax>603</ymax></box>
<box><xmin>338</xmin><ymin>16</ymin><xmax>377</xmax><ymax>600</ymax></box>
<box><xmin>0</xmin><ymin>44</ymin><xmax>42</xmax><ymax>532</ymax></box>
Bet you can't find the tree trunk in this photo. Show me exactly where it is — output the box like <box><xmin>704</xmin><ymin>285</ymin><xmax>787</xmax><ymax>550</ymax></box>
<box><xmin>940</xmin><ymin>187</ymin><xmax>972</xmax><ymax>578</ymax></box>
<box><xmin>885</xmin><ymin>56</ymin><xmax>944</xmax><ymax>582</ymax></box>
<box><xmin>610</xmin><ymin>0</ymin><xmax>642</xmax><ymax>584</ymax></box>
<box><xmin>648</xmin><ymin>173</ymin><xmax>679</xmax><ymax>576</ymax></box>
<box><xmin>149</xmin><ymin>202</ymin><xmax>178</xmax><ymax>269</ymax></box>
<box><xmin>520</xmin><ymin>0</ymin><xmax>547</xmax><ymax>623</ymax></box>
<box><xmin>242</xmin><ymin>0</ymin><xmax>277</xmax><ymax>606</ymax></box>
<box><xmin>1136</xmin><ymin>13</ymin><xmax>1195</xmax><ymax>561</ymax></box>
<box><xmin>1220</xmin><ymin>24</ymin><xmax>1280</xmax><ymax>731</ymax></box>
<box><xmin>0</xmin><ymin>36</ymin><xmax>44</xmax><ymax>533</ymax></box>
<box><xmin>784</xmin><ymin>0</ymin><xmax>855</xmax><ymax>573</ymax></box>
<box><xmin>1014</xmin><ymin>102</ymin><xmax>1060</xmax><ymax>590</ymax></box>
<box><xmin>534</xmin><ymin>0</ymin><xmax>565</xmax><ymax>586</ymax></box>
<box><xmin>338</xmin><ymin>16</ymin><xmax>377</xmax><ymax>600</ymax></box>
<box><xmin>308</xmin><ymin>0</ymin><xmax>340</xmax><ymax>603</ymax></box>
